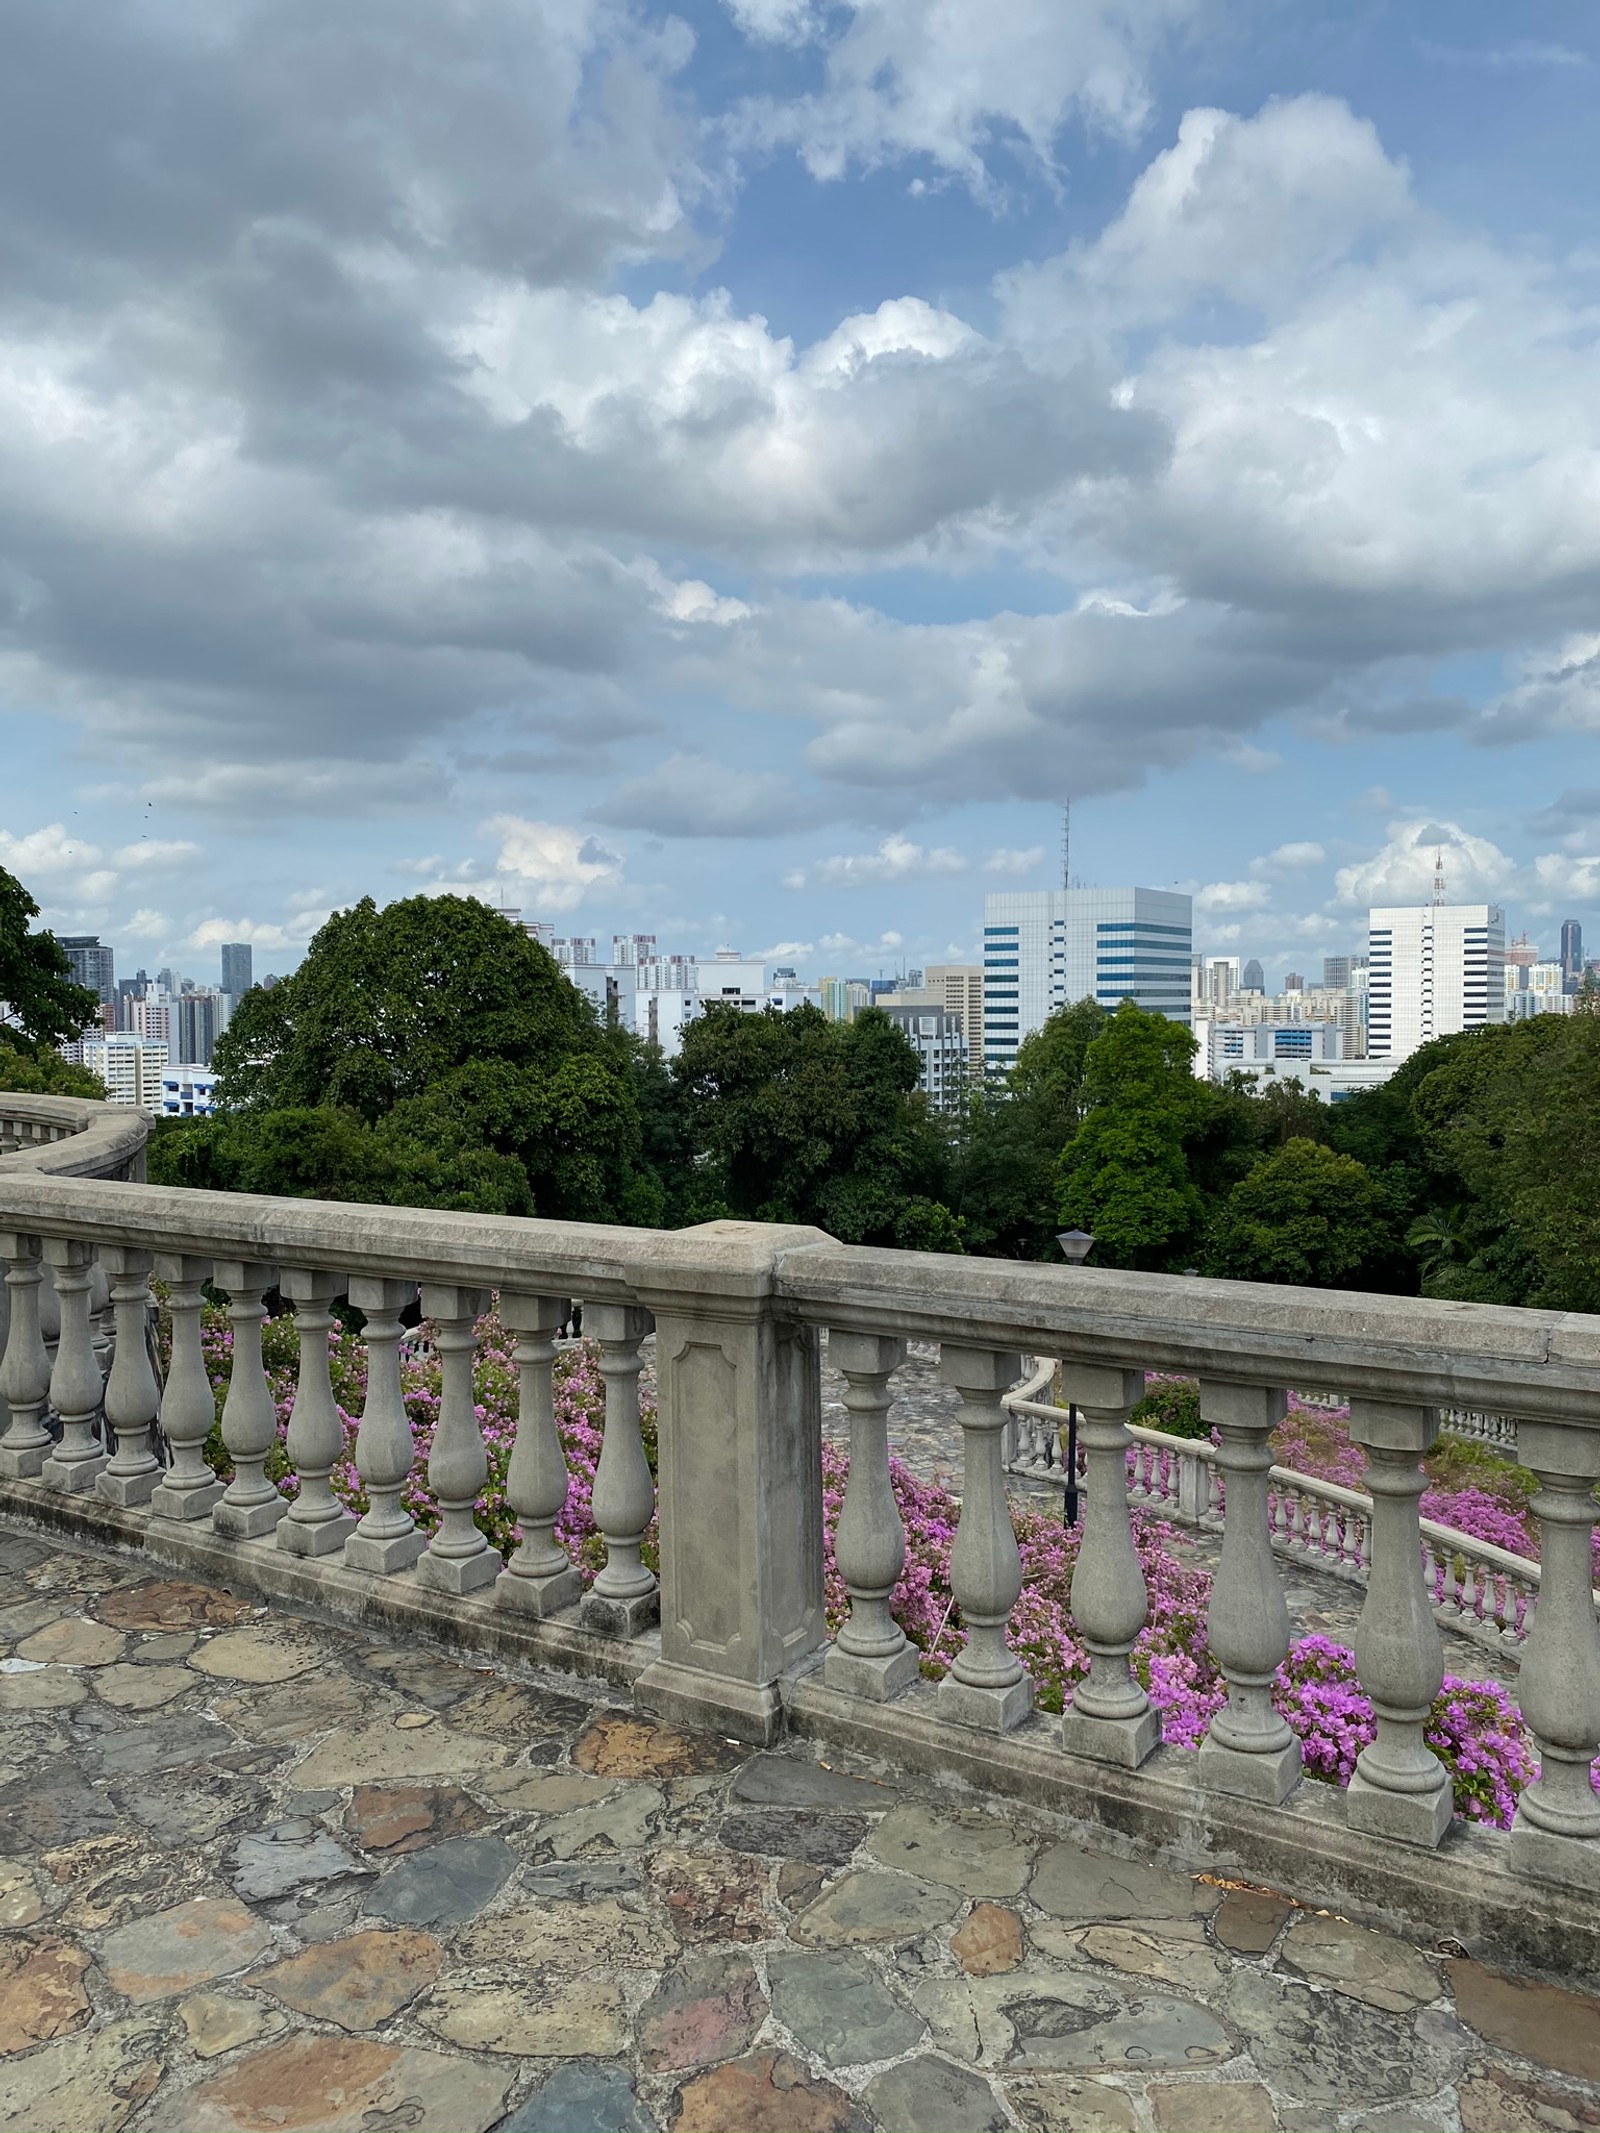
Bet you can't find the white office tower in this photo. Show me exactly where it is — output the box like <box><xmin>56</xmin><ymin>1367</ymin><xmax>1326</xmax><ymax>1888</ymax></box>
<box><xmin>1366</xmin><ymin>904</ymin><xmax>1505</xmax><ymax>1062</ymax></box>
<box><xmin>982</xmin><ymin>887</ymin><xmax>1192</xmax><ymax>1074</ymax></box>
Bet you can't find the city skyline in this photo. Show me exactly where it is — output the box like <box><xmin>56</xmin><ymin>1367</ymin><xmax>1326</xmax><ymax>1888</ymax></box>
<box><xmin>2</xmin><ymin>3</ymin><xmax>1598</xmax><ymax>979</ymax></box>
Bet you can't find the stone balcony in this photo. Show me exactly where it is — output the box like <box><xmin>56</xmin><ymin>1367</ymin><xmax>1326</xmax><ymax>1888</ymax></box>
<box><xmin>4</xmin><ymin>1097</ymin><xmax>1600</xmax><ymax>2127</ymax></box>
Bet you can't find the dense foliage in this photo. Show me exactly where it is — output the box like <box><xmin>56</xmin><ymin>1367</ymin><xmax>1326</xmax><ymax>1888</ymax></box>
<box><xmin>0</xmin><ymin>863</ymin><xmax>102</xmax><ymax>1087</ymax></box>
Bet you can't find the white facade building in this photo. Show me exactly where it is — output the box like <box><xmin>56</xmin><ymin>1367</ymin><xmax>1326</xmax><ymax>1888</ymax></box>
<box><xmin>878</xmin><ymin>1004</ymin><xmax>968</xmax><ymax>1113</ymax></box>
<box><xmin>982</xmin><ymin>887</ymin><xmax>1192</xmax><ymax>1074</ymax></box>
<box><xmin>1366</xmin><ymin>904</ymin><xmax>1506</xmax><ymax>1062</ymax></box>
<box><xmin>79</xmin><ymin>1036</ymin><xmax>169</xmax><ymax>1115</ymax></box>
<box><xmin>1194</xmin><ymin>1019</ymin><xmax>1344</xmax><ymax>1079</ymax></box>
<box><xmin>160</xmin><ymin>1067</ymin><xmax>219</xmax><ymax>1117</ymax></box>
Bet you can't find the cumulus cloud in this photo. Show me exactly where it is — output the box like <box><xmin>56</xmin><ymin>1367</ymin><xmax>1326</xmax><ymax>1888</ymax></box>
<box><xmin>1333</xmin><ymin>820</ymin><xmax>1517</xmax><ymax>907</ymax></box>
<box><xmin>0</xmin><ymin>824</ymin><xmax>103</xmax><ymax>877</ymax></box>
<box><xmin>1195</xmin><ymin>880</ymin><xmax>1271</xmax><ymax>914</ymax></box>
<box><xmin>189</xmin><ymin>913</ymin><xmax>329</xmax><ymax>953</ymax></box>
<box><xmin>789</xmin><ymin>835</ymin><xmax>968</xmax><ymax>888</ymax></box>
<box><xmin>596</xmin><ymin>754</ymin><xmax>823</xmax><ymax>838</ymax></box>
<box><xmin>1254</xmin><ymin>841</ymin><xmax>1326</xmax><ymax>872</ymax></box>
<box><xmin>487</xmin><ymin>816</ymin><xmax>623</xmax><ymax>911</ymax></box>
<box><xmin>984</xmin><ymin>846</ymin><xmax>1045</xmax><ymax>874</ymax></box>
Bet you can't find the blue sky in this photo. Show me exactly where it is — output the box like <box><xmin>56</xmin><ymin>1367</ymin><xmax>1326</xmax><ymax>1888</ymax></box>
<box><xmin>2</xmin><ymin>0</ymin><xmax>1598</xmax><ymax>992</ymax></box>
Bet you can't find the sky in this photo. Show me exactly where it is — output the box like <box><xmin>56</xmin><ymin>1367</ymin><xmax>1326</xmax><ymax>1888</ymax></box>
<box><xmin>2</xmin><ymin>0</ymin><xmax>1599</xmax><ymax>992</ymax></box>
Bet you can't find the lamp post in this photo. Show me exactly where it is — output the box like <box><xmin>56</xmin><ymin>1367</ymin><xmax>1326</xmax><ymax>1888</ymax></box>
<box><xmin>1055</xmin><ymin>1230</ymin><xmax>1095</xmax><ymax>1524</ymax></box>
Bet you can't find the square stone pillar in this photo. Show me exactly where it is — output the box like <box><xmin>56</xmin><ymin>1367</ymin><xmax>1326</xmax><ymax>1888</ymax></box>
<box><xmin>632</xmin><ymin>1221</ymin><xmax>831</xmax><ymax>1746</ymax></box>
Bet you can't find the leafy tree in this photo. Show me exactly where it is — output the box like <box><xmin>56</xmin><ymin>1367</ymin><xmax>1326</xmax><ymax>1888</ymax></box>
<box><xmin>0</xmin><ymin>867</ymin><xmax>100</xmax><ymax>1054</ymax></box>
<box><xmin>1202</xmin><ymin>1137</ymin><xmax>1391</xmax><ymax>1288</ymax></box>
<box><xmin>1056</xmin><ymin>1002</ymin><xmax>1207</xmax><ymax>1269</ymax></box>
<box><xmin>0</xmin><ymin>1046</ymin><xmax>105</xmax><ymax>1098</ymax></box>
<box><xmin>674</xmin><ymin>1002</ymin><xmax>959</xmax><ymax>1248</ymax></box>
<box><xmin>947</xmin><ymin>999</ymin><xmax>1108</xmax><ymax>1257</ymax></box>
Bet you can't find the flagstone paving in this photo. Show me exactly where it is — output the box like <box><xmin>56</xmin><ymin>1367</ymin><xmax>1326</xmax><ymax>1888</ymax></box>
<box><xmin>1</xmin><ymin>1523</ymin><xmax>1593</xmax><ymax>2133</ymax></box>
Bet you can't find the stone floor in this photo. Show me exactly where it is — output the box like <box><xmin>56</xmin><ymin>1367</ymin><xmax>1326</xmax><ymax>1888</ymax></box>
<box><xmin>826</xmin><ymin>1345</ymin><xmax>1518</xmax><ymax>1690</ymax></box>
<box><xmin>2</xmin><ymin>1527</ymin><xmax>1597</xmax><ymax>2132</ymax></box>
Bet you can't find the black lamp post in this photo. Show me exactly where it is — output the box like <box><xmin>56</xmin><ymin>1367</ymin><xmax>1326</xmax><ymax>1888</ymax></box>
<box><xmin>1055</xmin><ymin>1229</ymin><xmax>1095</xmax><ymax>1523</ymax></box>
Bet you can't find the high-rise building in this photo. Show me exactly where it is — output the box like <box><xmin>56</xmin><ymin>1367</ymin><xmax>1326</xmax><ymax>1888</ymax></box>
<box><xmin>220</xmin><ymin>943</ymin><xmax>253</xmax><ymax>996</ymax></box>
<box><xmin>172</xmin><ymin>992</ymin><xmax>219</xmax><ymax>1067</ymax></box>
<box><xmin>1322</xmin><ymin>955</ymin><xmax>1367</xmax><ymax>989</ymax></box>
<box><xmin>78</xmin><ymin>1035</ymin><xmax>168</xmax><ymax>1114</ymax></box>
<box><xmin>878</xmin><ymin>1004</ymin><xmax>968</xmax><ymax>1112</ymax></box>
<box><xmin>1283</xmin><ymin>972</ymin><xmax>1304</xmax><ymax>993</ymax></box>
<box><xmin>1366</xmin><ymin>904</ymin><xmax>1506</xmax><ymax>1062</ymax></box>
<box><xmin>1562</xmin><ymin>920</ymin><xmax>1584</xmax><ymax>994</ymax></box>
<box><xmin>927</xmin><ymin>965</ymin><xmax>984</xmax><ymax>1074</ymax></box>
<box><xmin>1241</xmin><ymin>959</ymin><xmax>1265</xmax><ymax>992</ymax></box>
<box><xmin>982</xmin><ymin>887</ymin><xmax>1192</xmax><ymax>1074</ymax></box>
<box><xmin>60</xmin><ymin>935</ymin><xmax>115</xmax><ymax>1008</ymax></box>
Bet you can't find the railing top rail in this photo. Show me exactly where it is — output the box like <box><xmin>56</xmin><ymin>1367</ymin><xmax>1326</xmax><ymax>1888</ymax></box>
<box><xmin>2</xmin><ymin>1170</ymin><xmax>1599</xmax><ymax>1422</ymax></box>
<box><xmin>0</xmin><ymin>1095</ymin><xmax>148</xmax><ymax>1180</ymax></box>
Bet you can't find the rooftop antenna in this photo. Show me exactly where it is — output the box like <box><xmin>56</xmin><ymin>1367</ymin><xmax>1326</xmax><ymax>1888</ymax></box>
<box><xmin>1062</xmin><ymin>801</ymin><xmax>1071</xmax><ymax>891</ymax></box>
<box><xmin>1432</xmin><ymin>849</ymin><xmax>1446</xmax><ymax>908</ymax></box>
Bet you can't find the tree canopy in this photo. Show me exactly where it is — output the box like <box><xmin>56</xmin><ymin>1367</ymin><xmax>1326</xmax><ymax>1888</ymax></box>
<box><xmin>0</xmin><ymin>866</ymin><xmax>99</xmax><ymax>1056</ymax></box>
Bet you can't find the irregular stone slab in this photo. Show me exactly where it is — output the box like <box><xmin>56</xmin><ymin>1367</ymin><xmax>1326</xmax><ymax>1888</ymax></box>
<box><xmin>55</xmin><ymin>1845</ymin><xmax>214</xmax><ymax>1939</ymax></box>
<box><xmin>1151</xmin><ymin>2082</ymin><xmax>1278</xmax><ymax>2131</ymax></box>
<box><xmin>1458</xmin><ymin>2063</ymin><xmax>1600</xmax><ymax>2133</ymax></box>
<box><xmin>256</xmin><ymin>1929</ymin><xmax>441</xmax><ymax>2028</ymax></box>
<box><xmin>167</xmin><ymin>2035</ymin><xmax>511</xmax><ymax>2132</ymax></box>
<box><xmin>868</xmin><ymin>1805</ymin><xmax>1031</xmax><ymax>1898</ymax></box>
<box><xmin>133</xmin><ymin>1633</ymin><xmax>198</xmax><ymax>1665</ymax></box>
<box><xmin>190</xmin><ymin>1627</ymin><xmax>326</xmax><ymax>1685</ymax></box>
<box><xmin>667</xmin><ymin>2051</ymin><xmax>867</xmax><ymax>2133</ymax></box>
<box><xmin>719</xmin><ymin>1810</ymin><xmax>867</xmax><ymax>1867</ymax></box>
<box><xmin>101</xmin><ymin>1896</ymin><xmax>275</xmax><ymax>2001</ymax></box>
<box><xmin>538</xmin><ymin>1784</ymin><xmax>664</xmax><ymax>1859</ymax></box>
<box><xmin>115</xmin><ymin>1778</ymin><xmax>267</xmax><ymax>1853</ymax></box>
<box><xmin>16</xmin><ymin>1617</ymin><xmax>125</xmax><ymax>1668</ymax></box>
<box><xmin>447</xmin><ymin>1680</ymin><xmax>595</xmax><ymax>1742</ymax></box>
<box><xmin>0</xmin><ymin>1936</ymin><xmax>91</xmax><ymax>2054</ymax></box>
<box><xmin>864</xmin><ymin>2057</ymin><xmax>1010</xmax><ymax>2133</ymax></box>
<box><xmin>574</xmin><ymin>1715</ymin><xmax>742</xmax><ymax>1781</ymax></box>
<box><xmin>360</xmin><ymin>1648</ymin><xmax>487</xmax><ymax>1708</ymax></box>
<box><xmin>793</xmin><ymin>1870</ymin><xmax>962</xmax><ymax>1947</ymax></box>
<box><xmin>768</xmin><ymin>1947</ymin><xmax>924</xmax><ymax>2068</ymax></box>
<box><xmin>345</xmin><ymin>1782</ymin><xmax>486</xmax><ymax>1854</ymax></box>
<box><xmin>458</xmin><ymin>1896</ymin><xmax>675</xmax><ymax>1972</ymax></box>
<box><xmin>1005</xmin><ymin>2078</ymin><xmax>1138</xmax><ymax>2132</ymax></box>
<box><xmin>502</xmin><ymin>2060</ymin><xmax>656</xmax><ymax>2133</ymax></box>
<box><xmin>362</xmin><ymin>1834</ymin><xmax>517</xmax><ymax>1929</ymax></box>
<box><xmin>216</xmin><ymin>1676</ymin><xmax>383</xmax><ymax>1747</ymax></box>
<box><xmin>777</xmin><ymin>1862</ymin><xmax>824</xmax><ymax>1912</ymax></box>
<box><xmin>640</xmin><ymin>1952</ymin><xmax>766</xmax><ymax>2072</ymax></box>
<box><xmin>293</xmin><ymin>1721</ymin><xmax>509</xmax><ymax>1789</ymax></box>
<box><xmin>1004</xmin><ymin>1989</ymin><xmax>1232</xmax><ymax>2073</ymax></box>
<box><xmin>1447</xmin><ymin>1959</ymin><xmax>1600</xmax><ymax>2086</ymax></box>
<box><xmin>0</xmin><ymin>1667</ymin><xmax>85</xmax><ymax>1711</ymax></box>
<box><xmin>524</xmin><ymin>1860</ymin><xmax>642</xmax><ymax>1902</ymax></box>
<box><xmin>84</xmin><ymin>1715</ymin><xmax>235</xmax><ymax>1781</ymax></box>
<box><xmin>648</xmin><ymin>1848</ymin><xmax>771</xmax><ymax>1945</ymax></box>
<box><xmin>98</xmin><ymin>1581</ymin><xmax>256</xmax><ymax>1632</ymax></box>
<box><xmin>912</xmin><ymin>1975</ymin><xmax>1122</xmax><ymax>2068</ymax></box>
<box><xmin>1224</xmin><ymin>1971</ymin><xmax>1447</xmax><ymax>2107</ymax></box>
<box><xmin>1029</xmin><ymin>1847</ymin><xmax>1214</xmax><ymax>1925</ymax></box>
<box><xmin>472</xmin><ymin>1768</ymin><xmax>616</xmax><ymax>1817</ymax></box>
<box><xmin>0</xmin><ymin>1864</ymin><xmax>43</xmax><ymax>1928</ymax></box>
<box><xmin>0</xmin><ymin>2015</ymin><xmax>164</xmax><ymax>2132</ymax></box>
<box><xmin>0</xmin><ymin>1537</ymin><xmax>49</xmax><ymax>1575</ymax></box>
<box><xmin>1213</xmin><ymin>1889</ymin><xmax>1292</xmax><ymax>1956</ymax></box>
<box><xmin>1283</xmin><ymin>1915</ymin><xmax>1439</xmax><ymax>2014</ymax></box>
<box><xmin>730</xmin><ymin>1755</ymin><xmax>894</xmax><ymax>1811</ymax></box>
<box><xmin>0</xmin><ymin>1596</ymin><xmax>73</xmax><ymax>1640</ymax></box>
<box><xmin>93</xmin><ymin>1663</ymin><xmax>194</xmax><ymax>1711</ymax></box>
<box><xmin>422</xmin><ymin>1978</ymin><xmax>628</xmax><ymax>2058</ymax></box>
<box><xmin>232</xmin><ymin>1821</ymin><xmax>366</xmax><ymax>1903</ymax></box>
<box><xmin>1044</xmin><ymin>1922</ymin><xmax>1229</xmax><ymax>1993</ymax></box>
<box><xmin>179</xmin><ymin>1994</ymin><xmax>286</xmax><ymax>2061</ymax></box>
<box><xmin>952</xmin><ymin>1903</ymin><xmax>1024</xmax><ymax>1977</ymax></box>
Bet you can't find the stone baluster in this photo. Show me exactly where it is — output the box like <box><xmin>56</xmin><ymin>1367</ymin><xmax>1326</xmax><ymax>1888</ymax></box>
<box><xmin>580</xmin><ymin>1305</ymin><xmax>658</xmax><ymax>1637</ymax></box>
<box><xmin>344</xmin><ymin>1278</ymin><xmax>423</xmax><ymax>1573</ymax></box>
<box><xmin>497</xmin><ymin>1293</ymin><xmax>582</xmax><ymax>1617</ymax></box>
<box><xmin>417</xmin><ymin>1284</ymin><xmax>497</xmax><ymax>1594</ymax></box>
<box><xmin>1344</xmin><ymin>1399</ymin><xmax>1451</xmax><ymax>1846</ymax></box>
<box><xmin>95</xmin><ymin>1246</ymin><xmax>162</xmax><ymax>1506</ymax></box>
<box><xmin>40</xmin><ymin>1240</ymin><xmax>107</xmax><ymax>1493</ymax></box>
<box><xmin>149</xmin><ymin>1255</ymin><xmax>224</xmax><ymax>1521</ymax></box>
<box><xmin>1510</xmin><ymin>1416</ymin><xmax>1600</xmax><ymax>1887</ymax></box>
<box><xmin>89</xmin><ymin>1257</ymin><xmax>113</xmax><ymax>1372</ymax></box>
<box><xmin>0</xmin><ymin>1233</ymin><xmax>53</xmax><ymax>1479</ymax></box>
<box><xmin>211</xmin><ymin>1260</ymin><xmax>286</xmax><ymax>1539</ymax></box>
<box><xmin>1063</xmin><ymin>1364</ymin><xmax>1159</xmax><ymax>1766</ymax></box>
<box><xmin>827</xmin><ymin>1331</ymin><xmax>917</xmax><ymax>1700</ymax></box>
<box><xmin>1198</xmin><ymin>1381</ymin><xmax>1300</xmax><ymax>1804</ymax></box>
<box><xmin>276</xmin><ymin>1269</ymin><xmax>355</xmax><ymax>1557</ymax></box>
<box><xmin>937</xmin><ymin>1346</ymin><xmax>1031</xmax><ymax>1731</ymax></box>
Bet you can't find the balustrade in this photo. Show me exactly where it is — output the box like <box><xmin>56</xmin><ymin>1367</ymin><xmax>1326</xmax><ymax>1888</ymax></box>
<box><xmin>3</xmin><ymin>1160</ymin><xmax>1600</xmax><ymax>1939</ymax></box>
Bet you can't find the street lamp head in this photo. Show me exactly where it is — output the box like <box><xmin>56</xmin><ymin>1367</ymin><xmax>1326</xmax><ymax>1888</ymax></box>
<box><xmin>1056</xmin><ymin>1229</ymin><xmax>1095</xmax><ymax>1265</ymax></box>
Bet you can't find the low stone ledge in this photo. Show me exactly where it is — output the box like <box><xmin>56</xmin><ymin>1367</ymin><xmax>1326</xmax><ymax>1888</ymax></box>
<box><xmin>0</xmin><ymin>1477</ymin><xmax>650</xmax><ymax>1700</ymax></box>
<box><xmin>784</xmin><ymin>1675</ymin><xmax>1600</xmax><ymax>1988</ymax></box>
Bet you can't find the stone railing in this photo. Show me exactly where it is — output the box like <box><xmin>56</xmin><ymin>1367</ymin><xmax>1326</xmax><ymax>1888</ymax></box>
<box><xmin>1</xmin><ymin>1169</ymin><xmax>1599</xmax><ymax>1967</ymax></box>
<box><xmin>1008</xmin><ymin>1391</ymin><xmax>1539</xmax><ymax>1658</ymax></box>
<box><xmin>0</xmin><ymin>1093</ymin><xmax>148</xmax><ymax>1178</ymax></box>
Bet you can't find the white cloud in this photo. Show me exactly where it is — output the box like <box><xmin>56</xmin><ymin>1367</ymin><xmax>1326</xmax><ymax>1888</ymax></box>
<box><xmin>112</xmin><ymin>840</ymin><xmax>202</xmax><ymax>870</ymax></box>
<box><xmin>188</xmin><ymin>914</ymin><xmax>324</xmax><ymax>953</ymax></box>
<box><xmin>983</xmin><ymin>845</ymin><xmax>1044</xmax><ymax>874</ymax></box>
<box><xmin>138</xmin><ymin>764</ymin><xmax>443</xmax><ymax>818</ymax></box>
<box><xmin>1194</xmin><ymin>880</ymin><xmax>1271</xmax><ymax>914</ymax></box>
<box><xmin>792</xmin><ymin>834</ymin><xmax>968</xmax><ymax>888</ymax></box>
<box><xmin>1254</xmin><ymin>841</ymin><xmax>1326</xmax><ymax>872</ymax></box>
<box><xmin>1333</xmin><ymin>819</ymin><xmax>1517</xmax><ymax>907</ymax></box>
<box><xmin>487</xmin><ymin>816</ymin><xmax>623</xmax><ymax>912</ymax></box>
<box><xmin>0</xmin><ymin>824</ymin><xmax>103</xmax><ymax>876</ymax></box>
<box><xmin>1477</xmin><ymin>635</ymin><xmax>1600</xmax><ymax>744</ymax></box>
